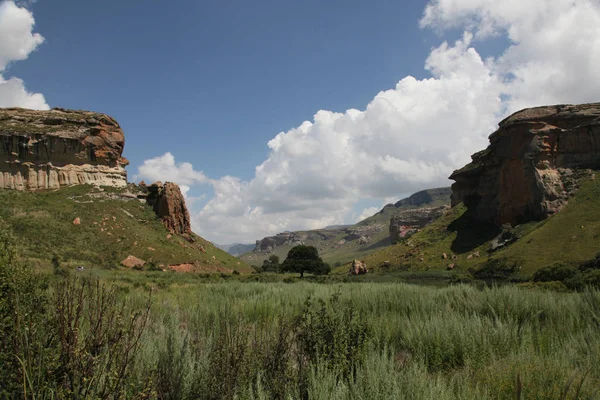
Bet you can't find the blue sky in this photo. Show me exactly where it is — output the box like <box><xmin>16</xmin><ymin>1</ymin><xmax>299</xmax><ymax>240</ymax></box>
<box><xmin>9</xmin><ymin>0</ymin><xmax>433</xmax><ymax>178</ymax></box>
<box><xmin>2</xmin><ymin>0</ymin><xmax>600</xmax><ymax>243</ymax></box>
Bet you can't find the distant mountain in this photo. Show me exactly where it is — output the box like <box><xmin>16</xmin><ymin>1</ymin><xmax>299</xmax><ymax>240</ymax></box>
<box><xmin>241</xmin><ymin>187</ymin><xmax>452</xmax><ymax>267</ymax></box>
<box><xmin>217</xmin><ymin>243</ymin><xmax>256</xmax><ymax>256</ymax></box>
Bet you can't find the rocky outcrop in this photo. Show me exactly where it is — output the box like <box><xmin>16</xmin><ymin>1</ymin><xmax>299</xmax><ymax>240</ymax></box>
<box><xmin>349</xmin><ymin>259</ymin><xmax>368</xmax><ymax>275</ymax></box>
<box><xmin>0</xmin><ymin>108</ymin><xmax>129</xmax><ymax>190</ymax></box>
<box><xmin>389</xmin><ymin>206</ymin><xmax>449</xmax><ymax>244</ymax></box>
<box><xmin>450</xmin><ymin>103</ymin><xmax>600</xmax><ymax>225</ymax></box>
<box><xmin>141</xmin><ymin>181</ymin><xmax>192</xmax><ymax>236</ymax></box>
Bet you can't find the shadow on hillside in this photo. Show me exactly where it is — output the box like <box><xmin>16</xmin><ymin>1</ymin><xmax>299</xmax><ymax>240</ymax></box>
<box><xmin>363</xmin><ymin>236</ymin><xmax>392</xmax><ymax>252</ymax></box>
<box><xmin>447</xmin><ymin>214</ymin><xmax>501</xmax><ymax>254</ymax></box>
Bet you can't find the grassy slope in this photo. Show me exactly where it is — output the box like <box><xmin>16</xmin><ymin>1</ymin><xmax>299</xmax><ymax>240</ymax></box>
<box><xmin>359</xmin><ymin>175</ymin><xmax>600</xmax><ymax>276</ymax></box>
<box><xmin>242</xmin><ymin>187</ymin><xmax>451</xmax><ymax>267</ymax></box>
<box><xmin>0</xmin><ymin>185</ymin><xmax>252</xmax><ymax>273</ymax></box>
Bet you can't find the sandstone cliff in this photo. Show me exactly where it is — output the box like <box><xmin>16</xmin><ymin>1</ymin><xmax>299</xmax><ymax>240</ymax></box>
<box><xmin>450</xmin><ymin>103</ymin><xmax>600</xmax><ymax>225</ymax></box>
<box><xmin>0</xmin><ymin>107</ymin><xmax>128</xmax><ymax>190</ymax></box>
<box><xmin>140</xmin><ymin>181</ymin><xmax>192</xmax><ymax>236</ymax></box>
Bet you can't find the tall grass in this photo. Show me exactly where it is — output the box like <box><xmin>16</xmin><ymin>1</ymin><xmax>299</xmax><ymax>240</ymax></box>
<box><xmin>4</xmin><ymin>274</ymin><xmax>600</xmax><ymax>399</ymax></box>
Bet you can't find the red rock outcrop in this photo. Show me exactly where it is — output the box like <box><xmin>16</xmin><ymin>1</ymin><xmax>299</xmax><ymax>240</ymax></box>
<box><xmin>349</xmin><ymin>259</ymin><xmax>368</xmax><ymax>275</ymax></box>
<box><xmin>142</xmin><ymin>181</ymin><xmax>192</xmax><ymax>236</ymax></box>
<box><xmin>450</xmin><ymin>103</ymin><xmax>600</xmax><ymax>225</ymax></box>
<box><xmin>0</xmin><ymin>107</ymin><xmax>128</xmax><ymax>190</ymax></box>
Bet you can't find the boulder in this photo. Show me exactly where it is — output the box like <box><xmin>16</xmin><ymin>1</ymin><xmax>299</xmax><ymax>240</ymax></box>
<box><xmin>121</xmin><ymin>255</ymin><xmax>145</xmax><ymax>269</ymax></box>
<box><xmin>349</xmin><ymin>259</ymin><xmax>368</xmax><ymax>275</ymax></box>
<box><xmin>450</xmin><ymin>103</ymin><xmax>600</xmax><ymax>226</ymax></box>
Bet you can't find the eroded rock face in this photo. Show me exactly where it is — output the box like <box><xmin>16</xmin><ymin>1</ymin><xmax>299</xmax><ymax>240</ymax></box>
<box><xmin>142</xmin><ymin>181</ymin><xmax>192</xmax><ymax>236</ymax></box>
<box><xmin>450</xmin><ymin>103</ymin><xmax>600</xmax><ymax>225</ymax></box>
<box><xmin>0</xmin><ymin>108</ymin><xmax>128</xmax><ymax>190</ymax></box>
<box><xmin>349</xmin><ymin>259</ymin><xmax>367</xmax><ymax>275</ymax></box>
<box><xmin>389</xmin><ymin>206</ymin><xmax>449</xmax><ymax>244</ymax></box>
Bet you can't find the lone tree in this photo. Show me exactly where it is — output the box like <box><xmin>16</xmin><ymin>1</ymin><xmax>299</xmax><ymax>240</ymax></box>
<box><xmin>281</xmin><ymin>245</ymin><xmax>330</xmax><ymax>278</ymax></box>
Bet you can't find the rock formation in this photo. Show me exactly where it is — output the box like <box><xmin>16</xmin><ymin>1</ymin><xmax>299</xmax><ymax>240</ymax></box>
<box><xmin>141</xmin><ymin>181</ymin><xmax>192</xmax><ymax>236</ymax></box>
<box><xmin>349</xmin><ymin>259</ymin><xmax>368</xmax><ymax>275</ymax></box>
<box><xmin>450</xmin><ymin>103</ymin><xmax>600</xmax><ymax>225</ymax></box>
<box><xmin>0</xmin><ymin>108</ymin><xmax>129</xmax><ymax>190</ymax></box>
<box><xmin>389</xmin><ymin>206</ymin><xmax>449</xmax><ymax>244</ymax></box>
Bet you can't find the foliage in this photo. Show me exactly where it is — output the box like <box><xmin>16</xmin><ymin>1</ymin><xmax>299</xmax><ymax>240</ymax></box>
<box><xmin>281</xmin><ymin>245</ymin><xmax>330</xmax><ymax>277</ymax></box>
<box><xmin>261</xmin><ymin>254</ymin><xmax>280</xmax><ymax>272</ymax></box>
<box><xmin>0</xmin><ymin>219</ymin><xmax>48</xmax><ymax>397</ymax></box>
<box><xmin>470</xmin><ymin>258</ymin><xmax>519</xmax><ymax>280</ymax></box>
<box><xmin>295</xmin><ymin>291</ymin><xmax>371</xmax><ymax>383</ymax></box>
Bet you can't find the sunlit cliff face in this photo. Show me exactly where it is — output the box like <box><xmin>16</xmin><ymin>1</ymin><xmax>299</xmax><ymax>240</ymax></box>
<box><xmin>0</xmin><ymin>107</ymin><xmax>128</xmax><ymax>190</ymax></box>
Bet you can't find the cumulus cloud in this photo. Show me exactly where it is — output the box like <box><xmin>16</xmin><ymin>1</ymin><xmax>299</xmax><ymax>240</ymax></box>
<box><xmin>141</xmin><ymin>0</ymin><xmax>600</xmax><ymax>243</ymax></box>
<box><xmin>0</xmin><ymin>0</ymin><xmax>47</xmax><ymax>109</ymax></box>
<box><xmin>135</xmin><ymin>152</ymin><xmax>209</xmax><ymax>185</ymax></box>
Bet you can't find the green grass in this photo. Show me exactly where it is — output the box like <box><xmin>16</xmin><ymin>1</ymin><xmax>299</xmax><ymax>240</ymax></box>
<box><xmin>11</xmin><ymin>273</ymin><xmax>600</xmax><ymax>399</ymax></box>
<box><xmin>362</xmin><ymin>174</ymin><xmax>600</xmax><ymax>277</ymax></box>
<box><xmin>0</xmin><ymin>185</ymin><xmax>251</xmax><ymax>273</ymax></box>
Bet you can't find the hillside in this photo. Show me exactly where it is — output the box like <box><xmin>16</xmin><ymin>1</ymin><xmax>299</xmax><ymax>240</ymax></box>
<box><xmin>362</xmin><ymin>174</ymin><xmax>600</xmax><ymax>276</ymax></box>
<box><xmin>241</xmin><ymin>187</ymin><xmax>451</xmax><ymax>266</ymax></box>
<box><xmin>0</xmin><ymin>183</ymin><xmax>252</xmax><ymax>274</ymax></box>
<box><xmin>216</xmin><ymin>243</ymin><xmax>255</xmax><ymax>256</ymax></box>
<box><xmin>361</xmin><ymin>103</ymin><xmax>600</xmax><ymax>277</ymax></box>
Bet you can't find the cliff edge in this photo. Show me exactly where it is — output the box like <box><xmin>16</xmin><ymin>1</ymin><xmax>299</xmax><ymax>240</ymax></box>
<box><xmin>450</xmin><ymin>103</ymin><xmax>600</xmax><ymax>225</ymax></box>
<box><xmin>0</xmin><ymin>107</ymin><xmax>129</xmax><ymax>190</ymax></box>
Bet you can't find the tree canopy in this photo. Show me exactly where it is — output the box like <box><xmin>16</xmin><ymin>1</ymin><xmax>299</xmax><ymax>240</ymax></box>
<box><xmin>281</xmin><ymin>245</ymin><xmax>330</xmax><ymax>278</ymax></box>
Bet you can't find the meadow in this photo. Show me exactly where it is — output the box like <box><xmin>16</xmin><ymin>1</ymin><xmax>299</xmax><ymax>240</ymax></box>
<box><xmin>3</xmin><ymin>263</ymin><xmax>600</xmax><ymax>399</ymax></box>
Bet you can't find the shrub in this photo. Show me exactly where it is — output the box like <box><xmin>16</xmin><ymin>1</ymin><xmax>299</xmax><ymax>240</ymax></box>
<box><xmin>533</xmin><ymin>264</ymin><xmax>583</xmax><ymax>290</ymax></box>
<box><xmin>294</xmin><ymin>291</ymin><xmax>371</xmax><ymax>382</ymax></box>
<box><xmin>471</xmin><ymin>258</ymin><xmax>518</xmax><ymax>280</ymax></box>
<box><xmin>0</xmin><ymin>219</ymin><xmax>48</xmax><ymax>397</ymax></box>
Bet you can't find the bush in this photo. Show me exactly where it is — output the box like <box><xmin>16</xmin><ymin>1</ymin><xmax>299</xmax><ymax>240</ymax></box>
<box><xmin>471</xmin><ymin>258</ymin><xmax>518</xmax><ymax>280</ymax></box>
<box><xmin>295</xmin><ymin>291</ymin><xmax>371</xmax><ymax>382</ymax></box>
<box><xmin>0</xmin><ymin>219</ymin><xmax>48</xmax><ymax>397</ymax></box>
<box><xmin>533</xmin><ymin>264</ymin><xmax>583</xmax><ymax>290</ymax></box>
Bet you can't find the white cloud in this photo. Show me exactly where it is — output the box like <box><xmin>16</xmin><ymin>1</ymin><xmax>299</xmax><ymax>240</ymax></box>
<box><xmin>135</xmin><ymin>152</ymin><xmax>209</xmax><ymax>186</ymax></box>
<box><xmin>141</xmin><ymin>0</ymin><xmax>600</xmax><ymax>243</ymax></box>
<box><xmin>0</xmin><ymin>0</ymin><xmax>47</xmax><ymax>109</ymax></box>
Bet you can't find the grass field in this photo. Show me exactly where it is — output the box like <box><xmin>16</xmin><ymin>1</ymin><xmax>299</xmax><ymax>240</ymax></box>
<box><xmin>4</xmin><ymin>264</ymin><xmax>600</xmax><ymax>399</ymax></box>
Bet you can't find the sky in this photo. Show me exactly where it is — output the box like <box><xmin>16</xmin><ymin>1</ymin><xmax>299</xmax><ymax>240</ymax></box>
<box><xmin>1</xmin><ymin>0</ymin><xmax>600</xmax><ymax>244</ymax></box>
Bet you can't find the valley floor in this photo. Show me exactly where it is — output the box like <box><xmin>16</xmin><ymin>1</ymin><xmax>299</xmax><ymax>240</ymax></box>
<box><xmin>4</xmin><ymin>269</ymin><xmax>600</xmax><ymax>399</ymax></box>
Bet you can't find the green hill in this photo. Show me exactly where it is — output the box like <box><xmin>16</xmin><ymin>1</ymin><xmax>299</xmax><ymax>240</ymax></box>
<box><xmin>242</xmin><ymin>187</ymin><xmax>451</xmax><ymax>267</ymax></box>
<box><xmin>361</xmin><ymin>174</ymin><xmax>600</xmax><ymax>277</ymax></box>
<box><xmin>0</xmin><ymin>184</ymin><xmax>252</xmax><ymax>274</ymax></box>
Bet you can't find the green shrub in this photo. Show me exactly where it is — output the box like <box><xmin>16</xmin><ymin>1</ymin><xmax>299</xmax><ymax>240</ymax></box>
<box><xmin>471</xmin><ymin>258</ymin><xmax>518</xmax><ymax>280</ymax></box>
<box><xmin>533</xmin><ymin>264</ymin><xmax>583</xmax><ymax>290</ymax></box>
<box><xmin>295</xmin><ymin>291</ymin><xmax>371</xmax><ymax>382</ymax></box>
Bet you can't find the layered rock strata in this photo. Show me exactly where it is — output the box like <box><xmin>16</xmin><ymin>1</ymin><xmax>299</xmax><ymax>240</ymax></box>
<box><xmin>0</xmin><ymin>107</ymin><xmax>128</xmax><ymax>190</ymax></box>
<box><xmin>450</xmin><ymin>103</ymin><xmax>600</xmax><ymax>225</ymax></box>
<box><xmin>141</xmin><ymin>181</ymin><xmax>192</xmax><ymax>236</ymax></box>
